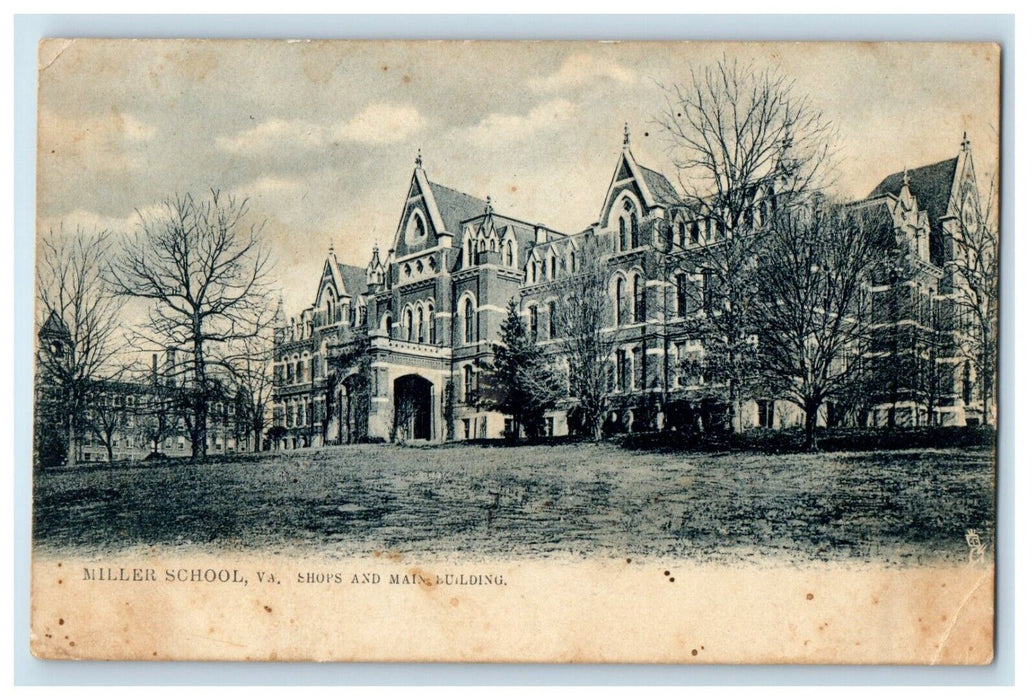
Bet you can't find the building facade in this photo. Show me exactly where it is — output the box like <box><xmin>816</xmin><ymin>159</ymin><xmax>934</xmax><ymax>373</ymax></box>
<box><xmin>269</xmin><ymin>131</ymin><xmax>991</xmax><ymax>446</ymax></box>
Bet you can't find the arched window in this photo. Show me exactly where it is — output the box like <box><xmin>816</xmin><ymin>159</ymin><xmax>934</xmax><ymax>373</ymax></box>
<box><xmin>529</xmin><ymin>305</ymin><xmax>539</xmax><ymax>341</ymax></box>
<box><xmin>479</xmin><ymin>239</ymin><xmax>487</xmax><ymax>253</ymax></box>
<box><xmin>466</xmin><ymin>237</ymin><xmax>474</xmax><ymax>267</ymax></box>
<box><xmin>626</xmin><ymin>200</ymin><xmax>640</xmax><ymax>248</ymax></box>
<box><xmin>618</xmin><ymin>217</ymin><xmax>628</xmax><ymax>251</ymax></box>
<box><xmin>417</xmin><ymin>306</ymin><xmax>425</xmax><ymax>343</ymax></box>
<box><xmin>691</xmin><ymin>221</ymin><xmax>700</xmax><ymax>244</ymax></box>
<box><xmin>550</xmin><ymin>256</ymin><xmax>557</xmax><ymax>279</ymax></box>
<box><xmin>547</xmin><ymin>301</ymin><xmax>557</xmax><ymax>339</ymax></box>
<box><xmin>464</xmin><ymin>297</ymin><xmax>475</xmax><ymax>344</ymax></box>
<box><xmin>531</xmin><ymin>260</ymin><xmax>539</xmax><ymax>283</ymax></box>
<box><xmin>615</xmin><ymin>277</ymin><xmax>626</xmax><ymax>326</ymax></box>
<box><xmin>325</xmin><ymin>299</ymin><xmax>332</xmax><ymax>325</ymax></box>
<box><xmin>569</xmin><ymin>250</ymin><xmax>577</xmax><ymax>272</ymax></box>
<box><xmin>296</xmin><ymin>360</ymin><xmax>304</xmax><ymax>384</ymax></box>
<box><xmin>404</xmin><ymin>307</ymin><xmax>414</xmax><ymax>341</ymax></box>
<box><xmin>677</xmin><ymin>222</ymin><xmax>686</xmax><ymax>248</ymax></box>
<box><xmin>427</xmin><ymin>303</ymin><xmax>436</xmax><ymax>344</ymax></box>
<box><xmin>505</xmin><ymin>241</ymin><xmax>514</xmax><ymax>267</ymax></box>
<box><xmin>383</xmin><ymin>313</ymin><xmax>393</xmax><ymax>336</ymax></box>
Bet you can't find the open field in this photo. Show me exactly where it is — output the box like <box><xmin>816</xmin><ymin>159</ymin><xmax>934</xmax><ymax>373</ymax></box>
<box><xmin>32</xmin><ymin>443</ymin><xmax>995</xmax><ymax>564</ymax></box>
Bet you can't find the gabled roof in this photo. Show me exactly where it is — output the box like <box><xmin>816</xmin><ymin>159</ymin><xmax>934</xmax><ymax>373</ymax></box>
<box><xmin>427</xmin><ymin>181</ymin><xmax>487</xmax><ymax>235</ymax></box>
<box><xmin>639</xmin><ymin>165</ymin><xmax>682</xmax><ymax>205</ymax></box>
<box><xmin>39</xmin><ymin>310</ymin><xmax>69</xmax><ymax>338</ymax></box>
<box><xmin>337</xmin><ymin>263</ymin><xmax>368</xmax><ymax>297</ymax></box>
<box><xmin>866</xmin><ymin>156</ymin><xmax>959</xmax><ymax>223</ymax></box>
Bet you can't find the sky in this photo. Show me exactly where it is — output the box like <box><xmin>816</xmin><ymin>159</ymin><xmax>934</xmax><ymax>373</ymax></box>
<box><xmin>37</xmin><ymin>40</ymin><xmax>1001</xmax><ymax>317</ymax></box>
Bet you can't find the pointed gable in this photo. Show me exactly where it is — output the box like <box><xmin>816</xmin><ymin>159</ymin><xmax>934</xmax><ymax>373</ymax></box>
<box><xmin>39</xmin><ymin>309</ymin><xmax>69</xmax><ymax>338</ymax></box>
<box><xmin>392</xmin><ymin>167</ymin><xmax>486</xmax><ymax>258</ymax></box>
<box><xmin>598</xmin><ymin>148</ymin><xmax>681</xmax><ymax>226</ymax></box>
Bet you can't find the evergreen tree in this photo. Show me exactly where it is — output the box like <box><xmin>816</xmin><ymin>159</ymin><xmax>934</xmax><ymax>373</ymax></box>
<box><xmin>481</xmin><ymin>299</ymin><xmax>562</xmax><ymax>442</ymax></box>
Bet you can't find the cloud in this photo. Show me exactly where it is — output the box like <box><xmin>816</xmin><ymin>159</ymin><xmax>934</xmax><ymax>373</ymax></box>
<box><xmin>215</xmin><ymin>118</ymin><xmax>326</xmax><ymax>155</ymax></box>
<box><xmin>332</xmin><ymin>103</ymin><xmax>426</xmax><ymax>145</ymax></box>
<box><xmin>528</xmin><ymin>53</ymin><xmax>636</xmax><ymax>92</ymax></box>
<box><xmin>463</xmin><ymin>99</ymin><xmax>577</xmax><ymax>148</ymax></box>
<box><xmin>216</xmin><ymin>103</ymin><xmax>426</xmax><ymax>155</ymax></box>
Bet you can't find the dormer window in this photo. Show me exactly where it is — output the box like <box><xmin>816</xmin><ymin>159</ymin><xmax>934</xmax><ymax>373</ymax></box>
<box><xmin>505</xmin><ymin>241</ymin><xmax>514</xmax><ymax>268</ymax></box>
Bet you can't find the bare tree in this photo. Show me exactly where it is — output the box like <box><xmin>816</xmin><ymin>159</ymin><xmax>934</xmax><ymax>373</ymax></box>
<box><xmin>753</xmin><ymin>202</ymin><xmax>883</xmax><ymax>450</ymax></box>
<box><xmin>548</xmin><ymin>235</ymin><xmax>615</xmax><ymax>440</ymax></box>
<box><xmin>36</xmin><ymin>227</ymin><xmax>127</xmax><ymax>467</ymax></box>
<box><xmin>946</xmin><ymin>172</ymin><xmax>999</xmax><ymax>426</ymax></box>
<box><xmin>109</xmin><ymin>190</ymin><xmax>274</xmax><ymax>459</ymax></box>
<box><xmin>655</xmin><ymin>57</ymin><xmax>837</xmax><ymax>432</ymax></box>
<box><xmin>84</xmin><ymin>385</ymin><xmax>131</xmax><ymax>463</ymax></box>
<box><xmin>223</xmin><ymin>333</ymin><xmax>274</xmax><ymax>452</ymax></box>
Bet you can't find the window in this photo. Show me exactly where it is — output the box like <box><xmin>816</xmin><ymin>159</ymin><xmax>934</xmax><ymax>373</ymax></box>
<box><xmin>677</xmin><ymin>222</ymin><xmax>686</xmax><ymax>248</ymax></box>
<box><xmin>529</xmin><ymin>305</ymin><xmax>539</xmax><ymax>341</ymax></box>
<box><xmin>757</xmin><ymin>400</ymin><xmax>775</xmax><ymax>429</ymax></box>
<box><xmin>702</xmin><ymin>268</ymin><xmax>715</xmax><ymax>311</ymax></box>
<box><xmin>463</xmin><ymin>298</ymin><xmax>476</xmax><ymax>344</ymax></box>
<box><xmin>547</xmin><ymin>301</ymin><xmax>557</xmax><ymax>339</ymax></box>
<box><xmin>550</xmin><ymin>256</ymin><xmax>557</xmax><ymax>280</ymax></box>
<box><xmin>632</xmin><ymin>274</ymin><xmax>645</xmax><ymax>323</ymax></box>
<box><xmin>675</xmin><ymin>273</ymin><xmax>688</xmax><ymax>316</ymax></box>
<box><xmin>626</xmin><ymin>200</ymin><xmax>639</xmax><ymax>248</ymax></box>
<box><xmin>417</xmin><ymin>306</ymin><xmax>425</xmax><ymax>343</ymax></box>
<box><xmin>615</xmin><ymin>349</ymin><xmax>628</xmax><ymax>392</ymax></box>
<box><xmin>505</xmin><ymin>241</ymin><xmax>514</xmax><ymax>267</ymax></box>
<box><xmin>427</xmin><ymin>303</ymin><xmax>436</xmax><ymax>344</ymax></box>
<box><xmin>466</xmin><ymin>237</ymin><xmax>474</xmax><ymax>267</ymax></box>
<box><xmin>615</xmin><ymin>277</ymin><xmax>627</xmax><ymax>325</ymax></box>
<box><xmin>618</xmin><ymin>217</ymin><xmax>628</xmax><ymax>251</ymax></box>
<box><xmin>464</xmin><ymin>364</ymin><xmax>477</xmax><ymax>404</ymax></box>
<box><xmin>286</xmin><ymin>362</ymin><xmax>295</xmax><ymax>384</ymax></box>
<box><xmin>569</xmin><ymin>250</ymin><xmax>577</xmax><ymax>272</ymax></box>
<box><xmin>631</xmin><ymin>346</ymin><xmax>642</xmax><ymax>390</ymax></box>
<box><xmin>325</xmin><ymin>299</ymin><xmax>332</xmax><ymax>325</ymax></box>
<box><xmin>405</xmin><ymin>308</ymin><xmax>413</xmax><ymax>341</ymax></box>
<box><xmin>691</xmin><ymin>221</ymin><xmax>700</xmax><ymax>244</ymax></box>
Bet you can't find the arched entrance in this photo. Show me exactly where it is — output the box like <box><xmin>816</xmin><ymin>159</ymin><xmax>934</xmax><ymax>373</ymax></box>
<box><xmin>393</xmin><ymin>374</ymin><xmax>433</xmax><ymax>441</ymax></box>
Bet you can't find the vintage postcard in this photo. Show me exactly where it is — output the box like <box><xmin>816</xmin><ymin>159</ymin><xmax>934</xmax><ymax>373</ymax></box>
<box><xmin>31</xmin><ymin>40</ymin><xmax>999</xmax><ymax>663</ymax></box>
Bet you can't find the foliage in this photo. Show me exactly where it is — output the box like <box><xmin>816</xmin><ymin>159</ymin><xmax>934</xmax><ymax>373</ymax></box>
<box><xmin>480</xmin><ymin>299</ymin><xmax>564</xmax><ymax>442</ymax></box>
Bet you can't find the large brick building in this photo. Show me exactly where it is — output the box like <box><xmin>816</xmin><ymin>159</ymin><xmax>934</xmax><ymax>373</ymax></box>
<box><xmin>269</xmin><ymin>131</ymin><xmax>991</xmax><ymax>446</ymax></box>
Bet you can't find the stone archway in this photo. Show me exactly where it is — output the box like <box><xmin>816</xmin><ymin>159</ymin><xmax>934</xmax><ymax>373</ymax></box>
<box><xmin>393</xmin><ymin>374</ymin><xmax>433</xmax><ymax>441</ymax></box>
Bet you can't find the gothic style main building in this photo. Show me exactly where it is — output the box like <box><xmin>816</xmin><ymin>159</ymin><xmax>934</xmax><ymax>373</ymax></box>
<box><xmin>270</xmin><ymin>132</ymin><xmax>988</xmax><ymax>448</ymax></box>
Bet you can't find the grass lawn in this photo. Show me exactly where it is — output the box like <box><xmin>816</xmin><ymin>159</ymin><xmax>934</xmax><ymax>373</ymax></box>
<box><xmin>32</xmin><ymin>442</ymin><xmax>995</xmax><ymax>564</ymax></box>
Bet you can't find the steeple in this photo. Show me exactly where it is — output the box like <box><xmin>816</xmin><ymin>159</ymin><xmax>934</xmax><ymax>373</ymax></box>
<box><xmin>273</xmin><ymin>295</ymin><xmax>286</xmax><ymax>327</ymax></box>
<box><xmin>623</xmin><ymin>122</ymin><xmax>630</xmax><ymax>149</ymax></box>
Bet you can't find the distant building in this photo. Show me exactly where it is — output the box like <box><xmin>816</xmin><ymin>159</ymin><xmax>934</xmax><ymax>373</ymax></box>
<box><xmin>34</xmin><ymin>315</ymin><xmax>253</xmax><ymax>465</ymax></box>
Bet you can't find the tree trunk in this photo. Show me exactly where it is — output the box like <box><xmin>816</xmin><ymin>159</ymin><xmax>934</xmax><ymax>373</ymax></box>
<box><xmin>192</xmin><ymin>322</ymin><xmax>208</xmax><ymax>460</ymax></box>
<box><xmin>66</xmin><ymin>418</ymin><xmax>77</xmax><ymax>467</ymax></box>
<box><xmin>803</xmin><ymin>400</ymin><xmax>820</xmax><ymax>452</ymax></box>
<box><xmin>105</xmin><ymin>440</ymin><xmax>114</xmax><ymax>463</ymax></box>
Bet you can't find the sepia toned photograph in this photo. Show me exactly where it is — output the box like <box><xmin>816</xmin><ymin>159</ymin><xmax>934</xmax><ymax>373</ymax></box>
<box><xmin>30</xmin><ymin>39</ymin><xmax>999</xmax><ymax>663</ymax></box>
